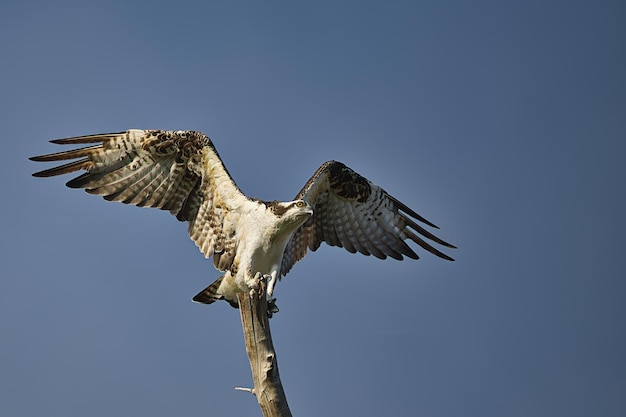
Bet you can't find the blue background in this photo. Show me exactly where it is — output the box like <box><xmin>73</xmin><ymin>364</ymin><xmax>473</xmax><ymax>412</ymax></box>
<box><xmin>2</xmin><ymin>1</ymin><xmax>625</xmax><ymax>416</ymax></box>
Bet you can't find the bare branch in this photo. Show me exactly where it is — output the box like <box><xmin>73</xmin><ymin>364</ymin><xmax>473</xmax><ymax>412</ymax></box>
<box><xmin>237</xmin><ymin>282</ymin><xmax>292</xmax><ymax>417</ymax></box>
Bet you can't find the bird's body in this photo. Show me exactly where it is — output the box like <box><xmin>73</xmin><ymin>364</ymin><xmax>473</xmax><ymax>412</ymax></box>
<box><xmin>31</xmin><ymin>129</ymin><xmax>455</xmax><ymax>309</ymax></box>
<box><xmin>193</xmin><ymin>199</ymin><xmax>313</xmax><ymax>307</ymax></box>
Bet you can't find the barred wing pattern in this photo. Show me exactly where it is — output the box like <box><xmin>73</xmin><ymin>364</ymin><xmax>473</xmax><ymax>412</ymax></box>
<box><xmin>30</xmin><ymin>129</ymin><xmax>247</xmax><ymax>271</ymax></box>
<box><xmin>281</xmin><ymin>161</ymin><xmax>456</xmax><ymax>276</ymax></box>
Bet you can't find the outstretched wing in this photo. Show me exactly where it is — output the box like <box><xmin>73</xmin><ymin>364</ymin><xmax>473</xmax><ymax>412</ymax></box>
<box><xmin>281</xmin><ymin>161</ymin><xmax>456</xmax><ymax>275</ymax></box>
<box><xmin>30</xmin><ymin>129</ymin><xmax>248</xmax><ymax>271</ymax></box>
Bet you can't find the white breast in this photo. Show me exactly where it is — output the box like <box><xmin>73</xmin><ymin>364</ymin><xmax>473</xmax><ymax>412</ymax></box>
<box><xmin>235</xmin><ymin>203</ymin><xmax>303</xmax><ymax>293</ymax></box>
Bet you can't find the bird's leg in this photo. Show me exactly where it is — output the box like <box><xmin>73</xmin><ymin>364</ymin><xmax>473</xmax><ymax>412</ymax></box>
<box><xmin>265</xmin><ymin>273</ymin><xmax>279</xmax><ymax>317</ymax></box>
<box><xmin>247</xmin><ymin>272</ymin><xmax>279</xmax><ymax>317</ymax></box>
<box><xmin>266</xmin><ymin>273</ymin><xmax>277</xmax><ymax>300</ymax></box>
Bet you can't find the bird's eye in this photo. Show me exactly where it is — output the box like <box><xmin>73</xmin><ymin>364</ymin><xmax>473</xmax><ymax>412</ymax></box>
<box><xmin>295</xmin><ymin>201</ymin><xmax>305</xmax><ymax>208</ymax></box>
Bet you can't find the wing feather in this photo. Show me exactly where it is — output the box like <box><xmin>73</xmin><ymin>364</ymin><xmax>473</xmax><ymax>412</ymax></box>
<box><xmin>281</xmin><ymin>161</ymin><xmax>455</xmax><ymax>275</ymax></box>
<box><xmin>344</xmin><ymin>203</ymin><xmax>374</xmax><ymax>256</ymax></box>
<box><xmin>30</xmin><ymin>129</ymin><xmax>248</xmax><ymax>272</ymax></box>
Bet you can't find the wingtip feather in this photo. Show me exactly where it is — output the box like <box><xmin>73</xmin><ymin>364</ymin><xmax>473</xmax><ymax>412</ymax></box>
<box><xmin>388</xmin><ymin>195</ymin><xmax>440</xmax><ymax>229</ymax></box>
<box><xmin>31</xmin><ymin>159</ymin><xmax>92</xmax><ymax>178</ymax></box>
<box><xmin>49</xmin><ymin>131</ymin><xmax>126</xmax><ymax>145</ymax></box>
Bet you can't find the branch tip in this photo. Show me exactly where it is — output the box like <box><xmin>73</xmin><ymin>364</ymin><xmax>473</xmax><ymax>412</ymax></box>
<box><xmin>235</xmin><ymin>386</ymin><xmax>256</xmax><ymax>395</ymax></box>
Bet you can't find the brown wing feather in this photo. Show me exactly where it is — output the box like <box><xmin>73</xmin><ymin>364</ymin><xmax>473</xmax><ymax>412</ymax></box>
<box><xmin>281</xmin><ymin>161</ymin><xmax>456</xmax><ymax>275</ymax></box>
<box><xmin>30</xmin><ymin>129</ymin><xmax>247</xmax><ymax>272</ymax></box>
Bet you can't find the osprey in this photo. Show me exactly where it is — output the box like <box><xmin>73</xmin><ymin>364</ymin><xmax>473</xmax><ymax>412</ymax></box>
<box><xmin>31</xmin><ymin>129</ymin><xmax>455</xmax><ymax>311</ymax></box>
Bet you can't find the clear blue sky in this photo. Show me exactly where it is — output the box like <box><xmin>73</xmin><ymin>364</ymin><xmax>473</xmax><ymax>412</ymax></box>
<box><xmin>1</xmin><ymin>1</ymin><xmax>625</xmax><ymax>416</ymax></box>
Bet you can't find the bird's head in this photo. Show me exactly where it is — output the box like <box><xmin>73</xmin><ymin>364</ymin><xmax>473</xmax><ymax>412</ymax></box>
<box><xmin>265</xmin><ymin>199</ymin><xmax>313</xmax><ymax>228</ymax></box>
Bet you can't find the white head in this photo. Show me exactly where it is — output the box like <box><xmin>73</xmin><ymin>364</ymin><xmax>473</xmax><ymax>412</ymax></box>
<box><xmin>265</xmin><ymin>199</ymin><xmax>313</xmax><ymax>229</ymax></box>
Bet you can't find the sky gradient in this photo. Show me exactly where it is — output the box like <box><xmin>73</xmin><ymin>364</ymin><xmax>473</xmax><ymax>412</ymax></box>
<box><xmin>1</xmin><ymin>1</ymin><xmax>625</xmax><ymax>416</ymax></box>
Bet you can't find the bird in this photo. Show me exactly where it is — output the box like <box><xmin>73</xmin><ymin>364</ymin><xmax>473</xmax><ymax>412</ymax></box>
<box><xmin>30</xmin><ymin>129</ymin><xmax>455</xmax><ymax>312</ymax></box>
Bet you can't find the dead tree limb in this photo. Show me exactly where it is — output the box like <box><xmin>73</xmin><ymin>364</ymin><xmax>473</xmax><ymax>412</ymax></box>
<box><xmin>237</xmin><ymin>282</ymin><xmax>292</xmax><ymax>417</ymax></box>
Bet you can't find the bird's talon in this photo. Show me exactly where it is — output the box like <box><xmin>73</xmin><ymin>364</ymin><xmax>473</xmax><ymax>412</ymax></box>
<box><xmin>267</xmin><ymin>298</ymin><xmax>279</xmax><ymax>318</ymax></box>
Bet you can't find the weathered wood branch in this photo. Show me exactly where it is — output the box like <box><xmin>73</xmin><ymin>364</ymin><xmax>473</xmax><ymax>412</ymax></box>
<box><xmin>237</xmin><ymin>282</ymin><xmax>292</xmax><ymax>417</ymax></box>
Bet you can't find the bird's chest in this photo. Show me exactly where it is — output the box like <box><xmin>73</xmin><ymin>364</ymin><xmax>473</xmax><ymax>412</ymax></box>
<box><xmin>230</xmin><ymin>205</ymin><xmax>298</xmax><ymax>285</ymax></box>
<box><xmin>240</xmin><ymin>225</ymin><xmax>289</xmax><ymax>274</ymax></box>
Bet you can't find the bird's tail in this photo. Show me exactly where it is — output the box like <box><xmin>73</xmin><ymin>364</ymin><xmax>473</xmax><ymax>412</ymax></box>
<box><xmin>192</xmin><ymin>276</ymin><xmax>238</xmax><ymax>308</ymax></box>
